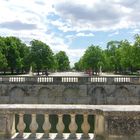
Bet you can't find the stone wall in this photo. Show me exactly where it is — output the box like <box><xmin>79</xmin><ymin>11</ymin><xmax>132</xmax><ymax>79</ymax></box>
<box><xmin>0</xmin><ymin>82</ymin><xmax>139</xmax><ymax>104</ymax></box>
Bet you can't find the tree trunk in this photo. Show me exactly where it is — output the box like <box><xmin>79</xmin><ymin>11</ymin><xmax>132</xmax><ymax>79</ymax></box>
<box><xmin>37</xmin><ymin>69</ymin><xmax>40</xmax><ymax>75</ymax></box>
<box><xmin>130</xmin><ymin>66</ymin><xmax>133</xmax><ymax>74</ymax></box>
<box><xmin>3</xmin><ymin>68</ymin><xmax>6</xmax><ymax>75</ymax></box>
<box><xmin>21</xmin><ymin>68</ymin><xmax>24</xmax><ymax>74</ymax></box>
<box><xmin>11</xmin><ymin>68</ymin><xmax>14</xmax><ymax>74</ymax></box>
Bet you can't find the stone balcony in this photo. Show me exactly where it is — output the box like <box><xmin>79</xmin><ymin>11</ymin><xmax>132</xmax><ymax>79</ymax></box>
<box><xmin>0</xmin><ymin>104</ymin><xmax>139</xmax><ymax>140</ymax></box>
<box><xmin>0</xmin><ymin>76</ymin><xmax>140</xmax><ymax>84</ymax></box>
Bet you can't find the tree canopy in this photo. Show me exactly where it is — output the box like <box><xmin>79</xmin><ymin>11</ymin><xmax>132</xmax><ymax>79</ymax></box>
<box><xmin>0</xmin><ymin>34</ymin><xmax>140</xmax><ymax>75</ymax></box>
<box><xmin>74</xmin><ymin>34</ymin><xmax>140</xmax><ymax>74</ymax></box>
<box><xmin>81</xmin><ymin>45</ymin><xmax>103</xmax><ymax>73</ymax></box>
<box><xmin>30</xmin><ymin>40</ymin><xmax>55</xmax><ymax>74</ymax></box>
<box><xmin>55</xmin><ymin>51</ymin><xmax>70</xmax><ymax>71</ymax></box>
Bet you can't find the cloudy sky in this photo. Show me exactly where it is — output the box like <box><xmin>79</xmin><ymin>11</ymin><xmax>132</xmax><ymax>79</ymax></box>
<box><xmin>0</xmin><ymin>0</ymin><xmax>140</xmax><ymax>66</ymax></box>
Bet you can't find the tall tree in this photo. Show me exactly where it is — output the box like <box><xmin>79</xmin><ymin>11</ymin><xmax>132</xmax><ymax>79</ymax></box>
<box><xmin>82</xmin><ymin>45</ymin><xmax>103</xmax><ymax>74</ymax></box>
<box><xmin>22</xmin><ymin>45</ymin><xmax>31</xmax><ymax>73</ymax></box>
<box><xmin>30</xmin><ymin>40</ymin><xmax>55</xmax><ymax>74</ymax></box>
<box><xmin>133</xmin><ymin>34</ymin><xmax>140</xmax><ymax>70</ymax></box>
<box><xmin>106</xmin><ymin>41</ymin><xmax>121</xmax><ymax>73</ymax></box>
<box><xmin>0</xmin><ymin>37</ymin><xmax>8</xmax><ymax>73</ymax></box>
<box><xmin>4</xmin><ymin>37</ymin><xmax>23</xmax><ymax>74</ymax></box>
<box><xmin>55</xmin><ymin>51</ymin><xmax>70</xmax><ymax>71</ymax></box>
<box><xmin>118</xmin><ymin>40</ymin><xmax>133</xmax><ymax>73</ymax></box>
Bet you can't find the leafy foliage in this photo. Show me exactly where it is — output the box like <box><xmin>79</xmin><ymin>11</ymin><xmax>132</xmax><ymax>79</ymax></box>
<box><xmin>75</xmin><ymin>35</ymin><xmax>140</xmax><ymax>74</ymax></box>
<box><xmin>0</xmin><ymin>34</ymin><xmax>140</xmax><ymax>75</ymax></box>
<box><xmin>55</xmin><ymin>51</ymin><xmax>70</xmax><ymax>71</ymax></box>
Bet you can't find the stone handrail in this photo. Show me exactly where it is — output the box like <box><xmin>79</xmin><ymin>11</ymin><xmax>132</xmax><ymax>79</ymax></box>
<box><xmin>0</xmin><ymin>104</ymin><xmax>140</xmax><ymax>140</ymax></box>
<box><xmin>0</xmin><ymin>76</ymin><xmax>140</xmax><ymax>84</ymax></box>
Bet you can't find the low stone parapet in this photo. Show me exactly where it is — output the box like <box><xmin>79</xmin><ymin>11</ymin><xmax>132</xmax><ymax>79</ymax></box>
<box><xmin>0</xmin><ymin>76</ymin><xmax>139</xmax><ymax>84</ymax></box>
<box><xmin>0</xmin><ymin>105</ymin><xmax>139</xmax><ymax>140</ymax></box>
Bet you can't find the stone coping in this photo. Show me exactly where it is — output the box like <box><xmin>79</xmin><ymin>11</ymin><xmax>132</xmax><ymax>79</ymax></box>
<box><xmin>0</xmin><ymin>104</ymin><xmax>139</xmax><ymax>115</ymax></box>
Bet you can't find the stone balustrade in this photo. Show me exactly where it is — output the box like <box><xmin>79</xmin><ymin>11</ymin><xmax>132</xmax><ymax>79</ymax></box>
<box><xmin>0</xmin><ymin>76</ymin><xmax>140</xmax><ymax>84</ymax></box>
<box><xmin>0</xmin><ymin>105</ymin><xmax>139</xmax><ymax>140</ymax></box>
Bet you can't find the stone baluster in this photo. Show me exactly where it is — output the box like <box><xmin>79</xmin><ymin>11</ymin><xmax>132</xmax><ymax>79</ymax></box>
<box><xmin>29</xmin><ymin>114</ymin><xmax>38</xmax><ymax>138</ymax></box>
<box><xmin>81</xmin><ymin>113</ymin><xmax>90</xmax><ymax>138</ymax></box>
<box><xmin>69</xmin><ymin>113</ymin><xmax>78</xmax><ymax>139</ymax></box>
<box><xmin>56</xmin><ymin>114</ymin><xmax>65</xmax><ymax>138</ymax></box>
<box><xmin>17</xmin><ymin>113</ymin><xmax>26</xmax><ymax>138</ymax></box>
<box><xmin>42</xmin><ymin>113</ymin><xmax>51</xmax><ymax>138</ymax></box>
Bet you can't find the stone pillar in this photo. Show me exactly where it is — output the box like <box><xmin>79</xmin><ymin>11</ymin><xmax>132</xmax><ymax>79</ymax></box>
<box><xmin>53</xmin><ymin>77</ymin><xmax>62</xmax><ymax>83</ymax></box>
<box><xmin>0</xmin><ymin>113</ymin><xmax>6</xmax><ymax>138</ymax></box>
<box><xmin>0</xmin><ymin>113</ymin><xmax>16</xmax><ymax>138</ymax></box>
<box><xmin>104</xmin><ymin>112</ymin><xmax>140</xmax><ymax>140</ymax></box>
<box><xmin>107</xmin><ymin>77</ymin><xmax>114</xmax><ymax>84</ymax></box>
<box><xmin>94</xmin><ymin>110</ymin><xmax>105</xmax><ymax>140</ymax></box>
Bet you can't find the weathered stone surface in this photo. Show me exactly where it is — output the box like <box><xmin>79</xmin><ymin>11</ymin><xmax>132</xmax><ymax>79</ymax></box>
<box><xmin>107</xmin><ymin>117</ymin><xmax>139</xmax><ymax>135</ymax></box>
<box><xmin>0</xmin><ymin>82</ymin><xmax>139</xmax><ymax>104</ymax></box>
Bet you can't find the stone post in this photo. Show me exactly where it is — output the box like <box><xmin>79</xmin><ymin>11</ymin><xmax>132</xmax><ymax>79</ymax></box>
<box><xmin>0</xmin><ymin>113</ymin><xmax>6</xmax><ymax>138</ymax></box>
<box><xmin>53</xmin><ymin>77</ymin><xmax>62</xmax><ymax>83</ymax></box>
<box><xmin>78</xmin><ymin>77</ymin><xmax>88</xmax><ymax>83</ymax></box>
<box><xmin>94</xmin><ymin>110</ymin><xmax>105</xmax><ymax>140</ymax></box>
<box><xmin>0</xmin><ymin>112</ymin><xmax>16</xmax><ymax>138</ymax></box>
<box><xmin>107</xmin><ymin>77</ymin><xmax>114</xmax><ymax>84</ymax></box>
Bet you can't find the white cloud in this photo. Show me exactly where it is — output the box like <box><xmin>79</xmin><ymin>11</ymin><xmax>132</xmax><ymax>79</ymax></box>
<box><xmin>76</xmin><ymin>32</ymin><xmax>94</xmax><ymax>37</ymax></box>
<box><xmin>0</xmin><ymin>0</ymin><xmax>140</xmax><ymax>65</ymax></box>
<box><xmin>0</xmin><ymin>0</ymin><xmax>86</xmax><ymax>66</ymax></box>
<box><xmin>129</xmin><ymin>28</ymin><xmax>140</xmax><ymax>35</ymax></box>
<box><xmin>50</xmin><ymin>20</ymin><xmax>73</xmax><ymax>32</ymax></box>
<box><xmin>53</xmin><ymin>0</ymin><xmax>140</xmax><ymax>32</ymax></box>
<box><xmin>108</xmin><ymin>31</ymin><xmax>119</xmax><ymax>37</ymax></box>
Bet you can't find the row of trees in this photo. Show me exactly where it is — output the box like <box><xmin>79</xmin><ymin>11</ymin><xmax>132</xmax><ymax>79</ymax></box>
<box><xmin>0</xmin><ymin>36</ymin><xmax>70</xmax><ymax>74</ymax></box>
<box><xmin>1</xmin><ymin>34</ymin><xmax>140</xmax><ymax>74</ymax></box>
<box><xmin>74</xmin><ymin>34</ymin><xmax>140</xmax><ymax>74</ymax></box>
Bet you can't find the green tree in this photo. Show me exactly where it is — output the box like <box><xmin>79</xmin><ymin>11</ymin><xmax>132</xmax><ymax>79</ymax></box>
<box><xmin>133</xmin><ymin>34</ymin><xmax>140</xmax><ymax>70</ymax></box>
<box><xmin>55</xmin><ymin>51</ymin><xmax>70</xmax><ymax>71</ymax></box>
<box><xmin>0</xmin><ymin>37</ymin><xmax>8</xmax><ymax>73</ymax></box>
<box><xmin>0</xmin><ymin>52</ymin><xmax>8</xmax><ymax>73</ymax></box>
<box><xmin>106</xmin><ymin>41</ymin><xmax>121</xmax><ymax>73</ymax></box>
<box><xmin>22</xmin><ymin>46</ymin><xmax>31</xmax><ymax>73</ymax></box>
<box><xmin>117</xmin><ymin>40</ymin><xmax>133</xmax><ymax>73</ymax></box>
<box><xmin>30</xmin><ymin>40</ymin><xmax>55</xmax><ymax>74</ymax></box>
<box><xmin>82</xmin><ymin>45</ymin><xmax>103</xmax><ymax>74</ymax></box>
<box><xmin>4</xmin><ymin>37</ymin><xmax>22</xmax><ymax>74</ymax></box>
<box><xmin>74</xmin><ymin>58</ymin><xmax>84</xmax><ymax>71</ymax></box>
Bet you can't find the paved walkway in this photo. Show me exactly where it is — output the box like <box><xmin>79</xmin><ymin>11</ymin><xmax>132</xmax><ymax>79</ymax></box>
<box><xmin>15</xmin><ymin>72</ymin><xmax>129</xmax><ymax>77</ymax></box>
<box><xmin>49</xmin><ymin>72</ymin><xmax>89</xmax><ymax>77</ymax></box>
